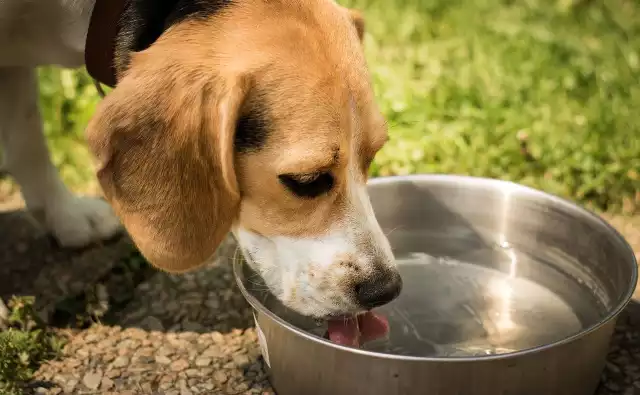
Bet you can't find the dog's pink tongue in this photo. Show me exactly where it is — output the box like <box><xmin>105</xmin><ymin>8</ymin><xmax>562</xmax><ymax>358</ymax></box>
<box><xmin>327</xmin><ymin>317</ymin><xmax>360</xmax><ymax>346</ymax></box>
<box><xmin>327</xmin><ymin>312</ymin><xmax>389</xmax><ymax>347</ymax></box>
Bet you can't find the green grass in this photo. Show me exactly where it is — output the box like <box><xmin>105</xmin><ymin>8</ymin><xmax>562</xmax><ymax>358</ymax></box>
<box><xmin>36</xmin><ymin>0</ymin><xmax>639</xmax><ymax>212</ymax></box>
<box><xmin>0</xmin><ymin>297</ymin><xmax>65</xmax><ymax>395</ymax></box>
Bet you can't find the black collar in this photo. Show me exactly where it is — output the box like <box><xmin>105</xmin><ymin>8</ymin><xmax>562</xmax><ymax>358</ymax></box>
<box><xmin>85</xmin><ymin>0</ymin><xmax>129</xmax><ymax>88</ymax></box>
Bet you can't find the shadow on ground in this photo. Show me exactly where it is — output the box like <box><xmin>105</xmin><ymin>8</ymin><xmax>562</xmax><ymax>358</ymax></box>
<box><xmin>0</xmin><ymin>206</ymin><xmax>255</xmax><ymax>333</ymax></box>
<box><xmin>0</xmin><ymin>210</ymin><xmax>134</xmax><ymax>322</ymax></box>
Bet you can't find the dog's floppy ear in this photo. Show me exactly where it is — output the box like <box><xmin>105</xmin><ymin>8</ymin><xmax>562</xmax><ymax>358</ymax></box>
<box><xmin>86</xmin><ymin>52</ymin><xmax>248</xmax><ymax>273</ymax></box>
<box><xmin>347</xmin><ymin>9</ymin><xmax>365</xmax><ymax>41</ymax></box>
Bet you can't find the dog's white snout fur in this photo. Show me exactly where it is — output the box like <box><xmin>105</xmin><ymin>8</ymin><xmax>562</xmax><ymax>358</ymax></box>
<box><xmin>234</xmin><ymin>172</ymin><xmax>397</xmax><ymax>318</ymax></box>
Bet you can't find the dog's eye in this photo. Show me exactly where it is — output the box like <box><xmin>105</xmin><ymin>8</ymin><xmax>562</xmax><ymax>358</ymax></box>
<box><xmin>278</xmin><ymin>172</ymin><xmax>334</xmax><ymax>198</ymax></box>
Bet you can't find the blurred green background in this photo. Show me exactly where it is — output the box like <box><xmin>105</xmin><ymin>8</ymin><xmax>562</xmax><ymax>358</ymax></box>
<box><xmin>34</xmin><ymin>0</ymin><xmax>639</xmax><ymax>214</ymax></box>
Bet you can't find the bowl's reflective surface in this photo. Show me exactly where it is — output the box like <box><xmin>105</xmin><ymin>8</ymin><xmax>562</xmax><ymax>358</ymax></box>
<box><xmin>238</xmin><ymin>175</ymin><xmax>636</xmax><ymax>360</ymax></box>
<box><xmin>242</xmin><ymin>243</ymin><xmax>606</xmax><ymax>357</ymax></box>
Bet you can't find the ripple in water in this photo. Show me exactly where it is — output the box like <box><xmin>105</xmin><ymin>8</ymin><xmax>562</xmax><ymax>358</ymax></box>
<box><xmin>248</xmin><ymin>244</ymin><xmax>608</xmax><ymax>358</ymax></box>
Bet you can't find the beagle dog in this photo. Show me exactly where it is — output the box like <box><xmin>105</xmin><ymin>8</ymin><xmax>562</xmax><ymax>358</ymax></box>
<box><xmin>0</xmin><ymin>0</ymin><xmax>402</xmax><ymax>320</ymax></box>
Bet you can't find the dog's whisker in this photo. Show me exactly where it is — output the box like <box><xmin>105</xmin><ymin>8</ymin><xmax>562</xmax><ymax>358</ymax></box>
<box><xmin>384</xmin><ymin>225</ymin><xmax>403</xmax><ymax>237</ymax></box>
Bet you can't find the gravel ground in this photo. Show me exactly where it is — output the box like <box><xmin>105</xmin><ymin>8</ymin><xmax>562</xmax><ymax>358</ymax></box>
<box><xmin>32</xmin><ymin>326</ymin><xmax>272</xmax><ymax>395</ymax></box>
<box><xmin>0</xmin><ymin>198</ymin><xmax>639</xmax><ymax>394</ymax></box>
<box><xmin>30</xmin><ymin>237</ymin><xmax>275</xmax><ymax>395</ymax></box>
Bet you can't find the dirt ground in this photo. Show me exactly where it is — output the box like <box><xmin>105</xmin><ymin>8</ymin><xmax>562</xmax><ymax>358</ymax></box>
<box><xmin>1</xmin><ymin>195</ymin><xmax>639</xmax><ymax>394</ymax></box>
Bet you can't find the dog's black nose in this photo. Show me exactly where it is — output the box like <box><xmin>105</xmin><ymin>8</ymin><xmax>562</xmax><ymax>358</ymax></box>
<box><xmin>354</xmin><ymin>271</ymin><xmax>403</xmax><ymax>309</ymax></box>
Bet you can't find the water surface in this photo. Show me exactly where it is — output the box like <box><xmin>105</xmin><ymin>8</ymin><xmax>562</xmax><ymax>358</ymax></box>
<box><xmin>246</xmin><ymin>233</ymin><xmax>608</xmax><ymax>357</ymax></box>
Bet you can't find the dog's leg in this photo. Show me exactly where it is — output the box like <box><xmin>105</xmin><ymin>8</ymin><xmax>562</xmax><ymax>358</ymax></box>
<box><xmin>0</xmin><ymin>67</ymin><xmax>122</xmax><ymax>247</ymax></box>
<box><xmin>0</xmin><ymin>297</ymin><xmax>8</xmax><ymax>330</ymax></box>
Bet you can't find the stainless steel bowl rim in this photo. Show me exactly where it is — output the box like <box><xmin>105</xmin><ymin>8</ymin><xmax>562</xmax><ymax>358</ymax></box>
<box><xmin>233</xmin><ymin>174</ymin><xmax>638</xmax><ymax>363</ymax></box>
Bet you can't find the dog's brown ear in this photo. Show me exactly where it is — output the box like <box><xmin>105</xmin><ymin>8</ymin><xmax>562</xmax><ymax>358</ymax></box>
<box><xmin>86</xmin><ymin>52</ymin><xmax>248</xmax><ymax>273</ymax></box>
<box><xmin>347</xmin><ymin>9</ymin><xmax>365</xmax><ymax>41</ymax></box>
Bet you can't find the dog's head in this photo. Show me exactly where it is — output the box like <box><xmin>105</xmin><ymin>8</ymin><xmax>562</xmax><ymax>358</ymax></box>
<box><xmin>86</xmin><ymin>0</ymin><xmax>401</xmax><ymax>318</ymax></box>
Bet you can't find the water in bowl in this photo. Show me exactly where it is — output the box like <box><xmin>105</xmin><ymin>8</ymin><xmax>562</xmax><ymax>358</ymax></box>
<box><xmin>247</xmin><ymin>231</ymin><xmax>609</xmax><ymax>358</ymax></box>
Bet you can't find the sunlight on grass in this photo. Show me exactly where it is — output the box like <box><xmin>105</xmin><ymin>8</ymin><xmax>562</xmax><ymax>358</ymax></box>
<box><xmin>36</xmin><ymin>0</ymin><xmax>639</xmax><ymax>213</ymax></box>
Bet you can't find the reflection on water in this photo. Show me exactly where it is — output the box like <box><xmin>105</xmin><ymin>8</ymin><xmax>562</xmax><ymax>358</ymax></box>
<box><xmin>246</xmin><ymin>237</ymin><xmax>608</xmax><ymax>358</ymax></box>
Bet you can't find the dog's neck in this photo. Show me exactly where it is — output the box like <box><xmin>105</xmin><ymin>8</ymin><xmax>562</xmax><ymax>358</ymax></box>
<box><xmin>86</xmin><ymin>0</ymin><xmax>232</xmax><ymax>87</ymax></box>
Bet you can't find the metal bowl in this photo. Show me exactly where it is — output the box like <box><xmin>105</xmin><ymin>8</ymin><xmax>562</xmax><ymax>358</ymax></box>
<box><xmin>234</xmin><ymin>174</ymin><xmax>637</xmax><ymax>395</ymax></box>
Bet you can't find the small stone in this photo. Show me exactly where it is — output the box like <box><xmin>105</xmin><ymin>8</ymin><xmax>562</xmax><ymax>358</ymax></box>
<box><xmin>101</xmin><ymin>377</ymin><xmax>114</xmax><ymax>390</ymax></box>
<box><xmin>182</xmin><ymin>321</ymin><xmax>206</xmax><ymax>332</ymax></box>
<box><xmin>160</xmin><ymin>381</ymin><xmax>174</xmax><ymax>390</ymax></box>
<box><xmin>82</xmin><ymin>371</ymin><xmax>103</xmax><ymax>390</ymax></box>
<box><xmin>157</xmin><ymin>346</ymin><xmax>175</xmax><ymax>356</ymax></box>
<box><xmin>34</xmin><ymin>388</ymin><xmax>47</xmax><ymax>395</ymax></box>
<box><xmin>102</xmin><ymin>353</ymin><xmax>116</xmax><ymax>363</ymax></box>
<box><xmin>206</xmin><ymin>297</ymin><xmax>220</xmax><ymax>310</ymax></box>
<box><xmin>117</xmin><ymin>339</ymin><xmax>139</xmax><ymax>349</ymax></box>
<box><xmin>96</xmin><ymin>338</ymin><xmax>116</xmax><ymax>348</ymax></box>
<box><xmin>166</xmin><ymin>301</ymin><xmax>180</xmax><ymax>312</ymax></box>
<box><xmin>105</xmin><ymin>369</ymin><xmax>121</xmax><ymax>378</ymax></box>
<box><xmin>84</xmin><ymin>333</ymin><xmax>100</xmax><ymax>343</ymax></box>
<box><xmin>211</xmin><ymin>332</ymin><xmax>225</xmax><ymax>343</ymax></box>
<box><xmin>195</xmin><ymin>357</ymin><xmax>211</xmax><ymax>367</ymax></box>
<box><xmin>202</xmin><ymin>346</ymin><xmax>222</xmax><ymax>358</ymax></box>
<box><xmin>139</xmin><ymin>316</ymin><xmax>165</xmax><ymax>331</ymax></box>
<box><xmin>168</xmin><ymin>337</ymin><xmax>191</xmax><ymax>349</ymax></box>
<box><xmin>604</xmin><ymin>381</ymin><xmax>622</xmax><ymax>392</ymax></box>
<box><xmin>187</xmin><ymin>378</ymin><xmax>200</xmax><ymax>387</ymax></box>
<box><xmin>233</xmin><ymin>354</ymin><xmax>250</xmax><ymax>366</ymax></box>
<box><xmin>213</xmin><ymin>370</ymin><xmax>228</xmax><ymax>384</ymax></box>
<box><xmin>129</xmin><ymin>365</ymin><xmax>153</xmax><ymax>373</ymax></box>
<box><xmin>171</xmin><ymin>359</ymin><xmax>190</xmax><ymax>372</ymax></box>
<box><xmin>63</xmin><ymin>379</ymin><xmax>78</xmax><ymax>393</ymax></box>
<box><xmin>198</xmin><ymin>368</ymin><xmax>214</xmax><ymax>377</ymax></box>
<box><xmin>156</xmin><ymin>355</ymin><xmax>172</xmax><ymax>365</ymax></box>
<box><xmin>234</xmin><ymin>383</ymin><xmax>249</xmax><ymax>392</ymax></box>
<box><xmin>66</xmin><ymin>358</ymin><xmax>82</xmax><ymax>368</ymax></box>
<box><xmin>112</xmin><ymin>356</ymin><xmax>130</xmax><ymax>368</ymax></box>
<box><xmin>127</xmin><ymin>328</ymin><xmax>148</xmax><ymax>340</ymax></box>
<box><xmin>135</xmin><ymin>355</ymin><xmax>155</xmax><ymax>364</ymax></box>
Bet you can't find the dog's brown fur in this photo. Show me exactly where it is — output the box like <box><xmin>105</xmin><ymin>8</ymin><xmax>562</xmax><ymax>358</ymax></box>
<box><xmin>86</xmin><ymin>0</ymin><xmax>388</xmax><ymax>274</ymax></box>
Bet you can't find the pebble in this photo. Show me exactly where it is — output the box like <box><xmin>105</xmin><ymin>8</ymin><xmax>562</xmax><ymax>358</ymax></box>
<box><xmin>156</xmin><ymin>355</ymin><xmax>172</xmax><ymax>365</ymax></box>
<box><xmin>171</xmin><ymin>359</ymin><xmax>190</xmax><ymax>372</ymax></box>
<box><xmin>82</xmin><ymin>371</ymin><xmax>103</xmax><ymax>390</ymax></box>
<box><xmin>195</xmin><ymin>357</ymin><xmax>212</xmax><ymax>367</ymax></box>
<box><xmin>112</xmin><ymin>355</ymin><xmax>130</xmax><ymax>368</ymax></box>
<box><xmin>213</xmin><ymin>370</ymin><xmax>229</xmax><ymax>384</ymax></box>
<box><xmin>101</xmin><ymin>377</ymin><xmax>115</xmax><ymax>390</ymax></box>
<box><xmin>139</xmin><ymin>315</ymin><xmax>165</xmax><ymax>331</ymax></box>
